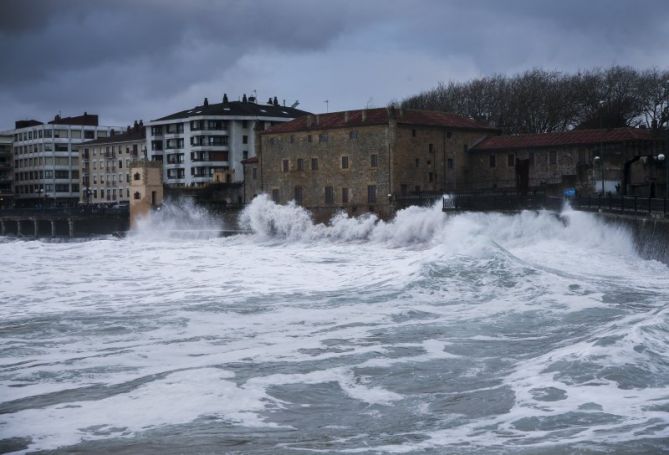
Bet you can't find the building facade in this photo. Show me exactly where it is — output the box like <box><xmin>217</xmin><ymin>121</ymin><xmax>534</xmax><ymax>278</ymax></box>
<box><xmin>0</xmin><ymin>135</ymin><xmax>13</xmax><ymax>208</ymax></box>
<box><xmin>467</xmin><ymin>128</ymin><xmax>667</xmax><ymax>196</ymax></box>
<box><xmin>256</xmin><ymin>107</ymin><xmax>496</xmax><ymax>218</ymax></box>
<box><xmin>5</xmin><ymin>114</ymin><xmax>118</xmax><ymax>207</ymax></box>
<box><xmin>146</xmin><ymin>95</ymin><xmax>309</xmax><ymax>188</ymax></box>
<box><xmin>129</xmin><ymin>160</ymin><xmax>164</xmax><ymax>227</ymax></box>
<box><xmin>79</xmin><ymin>123</ymin><xmax>147</xmax><ymax>205</ymax></box>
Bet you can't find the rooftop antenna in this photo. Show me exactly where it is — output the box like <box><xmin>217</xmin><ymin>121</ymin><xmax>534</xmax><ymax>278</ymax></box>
<box><xmin>324</xmin><ymin>100</ymin><xmax>329</xmax><ymax>113</ymax></box>
<box><xmin>290</xmin><ymin>100</ymin><xmax>300</xmax><ymax>108</ymax></box>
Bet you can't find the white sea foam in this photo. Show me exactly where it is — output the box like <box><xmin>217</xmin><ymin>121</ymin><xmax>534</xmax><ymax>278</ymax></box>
<box><xmin>1</xmin><ymin>197</ymin><xmax>668</xmax><ymax>454</ymax></box>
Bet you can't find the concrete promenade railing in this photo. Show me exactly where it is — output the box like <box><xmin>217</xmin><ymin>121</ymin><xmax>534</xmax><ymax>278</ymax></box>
<box><xmin>443</xmin><ymin>192</ymin><xmax>563</xmax><ymax>212</ymax></box>
<box><xmin>0</xmin><ymin>207</ymin><xmax>129</xmax><ymax>238</ymax></box>
<box><xmin>571</xmin><ymin>195</ymin><xmax>668</xmax><ymax>218</ymax></box>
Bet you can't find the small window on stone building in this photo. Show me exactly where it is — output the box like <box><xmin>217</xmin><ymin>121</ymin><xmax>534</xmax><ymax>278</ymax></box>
<box><xmin>550</xmin><ymin>150</ymin><xmax>557</xmax><ymax>165</ymax></box>
<box><xmin>272</xmin><ymin>189</ymin><xmax>279</xmax><ymax>202</ymax></box>
<box><xmin>134</xmin><ymin>191</ymin><xmax>140</xmax><ymax>200</ymax></box>
<box><xmin>429</xmin><ymin>144</ymin><xmax>434</xmax><ymax>153</ymax></box>
<box><xmin>319</xmin><ymin>134</ymin><xmax>328</xmax><ymax>143</ymax></box>
<box><xmin>446</xmin><ymin>131</ymin><xmax>452</xmax><ymax>138</ymax></box>
<box><xmin>508</xmin><ymin>153</ymin><xmax>515</xmax><ymax>167</ymax></box>
<box><xmin>307</xmin><ymin>135</ymin><xmax>313</xmax><ymax>143</ymax></box>
<box><xmin>349</xmin><ymin>130</ymin><xmax>358</xmax><ymax>140</ymax></box>
<box><xmin>252</xmin><ymin>167</ymin><xmax>257</xmax><ymax>179</ymax></box>
<box><xmin>367</xmin><ymin>185</ymin><xmax>377</xmax><ymax>204</ymax></box>
<box><xmin>119</xmin><ymin>160</ymin><xmax>123</xmax><ymax>169</ymax></box>
<box><xmin>134</xmin><ymin>172</ymin><xmax>141</xmax><ymax>181</ymax></box>
<box><xmin>447</xmin><ymin>158</ymin><xmax>454</xmax><ymax>169</ymax></box>
<box><xmin>489</xmin><ymin>155</ymin><xmax>496</xmax><ymax>168</ymax></box>
<box><xmin>290</xmin><ymin>135</ymin><xmax>295</xmax><ymax>144</ymax></box>
<box><xmin>294</xmin><ymin>186</ymin><xmax>303</xmax><ymax>205</ymax></box>
<box><xmin>415</xmin><ymin>158</ymin><xmax>420</xmax><ymax>168</ymax></box>
<box><xmin>311</xmin><ymin>158</ymin><xmax>318</xmax><ymax>170</ymax></box>
<box><xmin>297</xmin><ymin>158</ymin><xmax>304</xmax><ymax>171</ymax></box>
<box><xmin>370</xmin><ymin>154</ymin><xmax>378</xmax><ymax>167</ymax></box>
<box><xmin>341</xmin><ymin>156</ymin><xmax>349</xmax><ymax>169</ymax></box>
<box><xmin>324</xmin><ymin>186</ymin><xmax>334</xmax><ymax>204</ymax></box>
<box><xmin>412</xmin><ymin>129</ymin><xmax>416</xmax><ymax>137</ymax></box>
<box><xmin>342</xmin><ymin>187</ymin><xmax>349</xmax><ymax>203</ymax></box>
<box><xmin>428</xmin><ymin>172</ymin><xmax>434</xmax><ymax>182</ymax></box>
<box><xmin>282</xmin><ymin>159</ymin><xmax>289</xmax><ymax>172</ymax></box>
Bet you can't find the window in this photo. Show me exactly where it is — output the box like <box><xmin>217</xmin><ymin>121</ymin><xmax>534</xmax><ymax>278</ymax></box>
<box><xmin>429</xmin><ymin>144</ymin><xmax>434</xmax><ymax>153</ymax></box>
<box><xmin>342</xmin><ymin>187</ymin><xmax>349</xmax><ymax>203</ymax></box>
<box><xmin>412</xmin><ymin>129</ymin><xmax>416</xmax><ymax>137</ymax></box>
<box><xmin>307</xmin><ymin>135</ymin><xmax>312</xmax><ymax>143</ymax></box>
<box><xmin>349</xmin><ymin>130</ymin><xmax>358</xmax><ymax>140</ymax></box>
<box><xmin>367</xmin><ymin>185</ymin><xmax>377</xmax><ymax>204</ymax></box>
<box><xmin>311</xmin><ymin>158</ymin><xmax>318</xmax><ymax>170</ymax></box>
<box><xmin>271</xmin><ymin>189</ymin><xmax>280</xmax><ymax>202</ymax></box>
<box><xmin>489</xmin><ymin>154</ymin><xmax>496</xmax><ymax>168</ymax></box>
<box><xmin>282</xmin><ymin>159</ymin><xmax>289</xmax><ymax>172</ymax></box>
<box><xmin>70</xmin><ymin>130</ymin><xmax>82</xmax><ymax>139</ymax></box>
<box><xmin>243</xmin><ymin>151</ymin><xmax>248</xmax><ymax>160</ymax></box>
<box><xmin>134</xmin><ymin>191</ymin><xmax>141</xmax><ymax>200</ymax></box>
<box><xmin>294</xmin><ymin>186</ymin><xmax>303</xmax><ymax>205</ymax></box>
<box><xmin>447</xmin><ymin>158</ymin><xmax>454</xmax><ymax>169</ymax></box>
<box><xmin>319</xmin><ymin>133</ymin><xmax>328</xmax><ymax>143</ymax></box>
<box><xmin>84</xmin><ymin>130</ymin><xmax>95</xmax><ymax>139</ymax></box>
<box><xmin>415</xmin><ymin>158</ymin><xmax>420</xmax><ymax>168</ymax></box>
<box><xmin>297</xmin><ymin>158</ymin><xmax>304</xmax><ymax>171</ymax></box>
<box><xmin>549</xmin><ymin>150</ymin><xmax>557</xmax><ymax>165</ymax></box>
<box><xmin>166</xmin><ymin>123</ymin><xmax>184</xmax><ymax>134</ymax></box>
<box><xmin>428</xmin><ymin>172</ymin><xmax>434</xmax><ymax>183</ymax></box>
<box><xmin>151</xmin><ymin>126</ymin><xmax>163</xmax><ymax>136</ymax></box>
<box><xmin>252</xmin><ymin>167</ymin><xmax>257</xmax><ymax>179</ymax></box>
<box><xmin>325</xmin><ymin>186</ymin><xmax>334</xmax><ymax>204</ymax></box>
<box><xmin>370</xmin><ymin>154</ymin><xmax>378</xmax><ymax>167</ymax></box>
<box><xmin>241</xmin><ymin>121</ymin><xmax>248</xmax><ymax>128</ymax></box>
<box><xmin>508</xmin><ymin>153</ymin><xmax>515</xmax><ymax>167</ymax></box>
<box><xmin>190</xmin><ymin>120</ymin><xmax>204</xmax><ymax>131</ymax></box>
<box><xmin>290</xmin><ymin>135</ymin><xmax>295</xmax><ymax>144</ymax></box>
<box><xmin>118</xmin><ymin>160</ymin><xmax>123</xmax><ymax>169</ymax></box>
<box><xmin>446</xmin><ymin>131</ymin><xmax>452</xmax><ymax>138</ymax></box>
<box><xmin>341</xmin><ymin>156</ymin><xmax>349</xmax><ymax>169</ymax></box>
<box><xmin>242</xmin><ymin>135</ymin><xmax>248</xmax><ymax>144</ymax></box>
<box><xmin>134</xmin><ymin>172</ymin><xmax>141</xmax><ymax>181</ymax></box>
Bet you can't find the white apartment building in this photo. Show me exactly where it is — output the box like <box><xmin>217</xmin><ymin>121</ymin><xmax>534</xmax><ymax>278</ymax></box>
<box><xmin>146</xmin><ymin>95</ymin><xmax>309</xmax><ymax>187</ymax></box>
<box><xmin>6</xmin><ymin>113</ymin><xmax>118</xmax><ymax>207</ymax></box>
<box><xmin>79</xmin><ymin>123</ymin><xmax>147</xmax><ymax>205</ymax></box>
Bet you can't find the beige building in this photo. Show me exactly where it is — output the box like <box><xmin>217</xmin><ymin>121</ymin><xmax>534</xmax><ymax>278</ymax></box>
<box><xmin>255</xmin><ymin>107</ymin><xmax>496</xmax><ymax>218</ymax></box>
<box><xmin>467</xmin><ymin>128</ymin><xmax>666</xmax><ymax>196</ymax></box>
<box><xmin>242</xmin><ymin>156</ymin><xmax>259</xmax><ymax>203</ymax></box>
<box><xmin>80</xmin><ymin>123</ymin><xmax>146</xmax><ymax>204</ymax></box>
<box><xmin>129</xmin><ymin>160</ymin><xmax>164</xmax><ymax>226</ymax></box>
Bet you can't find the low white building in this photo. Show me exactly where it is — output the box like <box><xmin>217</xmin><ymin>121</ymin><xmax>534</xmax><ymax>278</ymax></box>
<box><xmin>5</xmin><ymin>113</ymin><xmax>119</xmax><ymax>207</ymax></box>
<box><xmin>146</xmin><ymin>95</ymin><xmax>309</xmax><ymax>187</ymax></box>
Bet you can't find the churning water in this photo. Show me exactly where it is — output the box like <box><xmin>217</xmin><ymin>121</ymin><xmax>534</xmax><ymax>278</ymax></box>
<box><xmin>1</xmin><ymin>196</ymin><xmax>668</xmax><ymax>454</ymax></box>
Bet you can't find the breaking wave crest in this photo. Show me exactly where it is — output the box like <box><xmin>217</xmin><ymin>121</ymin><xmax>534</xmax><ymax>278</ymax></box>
<box><xmin>129</xmin><ymin>198</ymin><xmax>223</xmax><ymax>240</ymax></box>
<box><xmin>239</xmin><ymin>194</ymin><xmax>637</xmax><ymax>257</ymax></box>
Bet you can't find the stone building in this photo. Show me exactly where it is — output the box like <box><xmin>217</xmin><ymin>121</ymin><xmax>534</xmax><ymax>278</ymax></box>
<box><xmin>467</xmin><ymin>128</ymin><xmax>666</xmax><ymax>196</ymax></box>
<box><xmin>146</xmin><ymin>94</ymin><xmax>309</xmax><ymax>188</ymax></box>
<box><xmin>242</xmin><ymin>156</ymin><xmax>259</xmax><ymax>203</ymax></box>
<box><xmin>129</xmin><ymin>160</ymin><xmax>164</xmax><ymax>227</ymax></box>
<box><xmin>255</xmin><ymin>107</ymin><xmax>496</xmax><ymax>218</ymax></box>
<box><xmin>79</xmin><ymin>122</ymin><xmax>147</xmax><ymax>205</ymax></box>
<box><xmin>4</xmin><ymin>113</ymin><xmax>118</xmax><ymax>207</ymax></box>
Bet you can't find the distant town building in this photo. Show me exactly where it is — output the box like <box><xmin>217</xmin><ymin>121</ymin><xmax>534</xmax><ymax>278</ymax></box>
<box><xmin>79</xmin><ymin>122</ymin><xmax>147</xmax><ymax>205</ymax></box>
<box><xmin>146</xmin><ymin>95</ymin><xmax>309</xmax><ymax>188</ymax></box>
<box><xmin>129</xmin><ymin>160</ymin><xmax>164</xmax><ymax>227</ymax></box>
<box><xmin>5</xmin><ymin>113</ymin><xmax>118</xmax><ymax>207</ymax></box>
<box><xmin>468</xmin><ymin>127</ymin><xmax>667</xmax><ymax>196</ymax></box>
<box><xmin>242</xmin><ymin>156</ymin><xmax>259</xmax><ymax>203</ymax></box>
<box><xmin>0</xmin><ymin>135</ymin><xmax>13</xmax><ymax>208</ymax></box>
<box><xmin>255</xmin><ymin>107</ymin><xmax>496</xmax><ymax>218</ymax></box>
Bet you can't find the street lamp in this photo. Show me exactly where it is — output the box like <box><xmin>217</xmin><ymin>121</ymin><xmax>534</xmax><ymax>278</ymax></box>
<box><xmin>593</xmin><ymin>155</ymin><xmax>604</xmax><ymax>194</ymax></box>
<box><xmin>658</xmin><ymin>153</ymin><xmax>667</xmax><ymax>199</ymax></box>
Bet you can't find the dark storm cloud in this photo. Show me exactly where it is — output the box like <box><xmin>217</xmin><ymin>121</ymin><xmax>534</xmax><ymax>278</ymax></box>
<box><xmin>0</xmin><ymin>0</ymin><xmax>668</xmax><ymax>127</ymax></box>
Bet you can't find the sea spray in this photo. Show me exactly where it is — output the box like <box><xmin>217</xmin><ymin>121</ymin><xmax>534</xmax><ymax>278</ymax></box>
<box><xmin>129</xmin><ymin>197</ymin><xmax>223</xmax><ymax>240</ymax></box>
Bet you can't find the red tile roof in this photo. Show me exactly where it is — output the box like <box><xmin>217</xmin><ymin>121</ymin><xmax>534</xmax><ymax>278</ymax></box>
<box><xmin>472</xmin><ymin>127</ymin><xmax>659</xmax><ymax>151</ymax></box>
<box><xmin>262</xmin><ymin>108</ymin><xmax>495</xmax><ymax>134</ymax></box>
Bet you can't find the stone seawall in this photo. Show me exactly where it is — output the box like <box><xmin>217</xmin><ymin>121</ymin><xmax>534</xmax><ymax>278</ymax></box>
<box><xmin>594</xmin><ymin>212</ymin><xmax>669</xmax><ymax>264</ymax></box>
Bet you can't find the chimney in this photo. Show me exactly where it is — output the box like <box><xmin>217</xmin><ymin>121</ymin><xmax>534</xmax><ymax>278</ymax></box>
<box><xmin>267</xmin><ymin>97</ymin><xmax>273</xmax><ymax>105</ymax></box>
<box><xmin>242</xmin><ymin>93</ymin><xmax>248</xmax><ymax>103</ymax></box>
<box><xmin>204</xmin><ymin>97</ymin><xmax>209</xmax><ymax>106</ymax></box>
<box><xmin>344</xmin><ymin>111</ymin><xmax>349</xmax><ymax>122</ymax></box>
<box><xmin>362</xmin><ymin>109</ymin><xmax>367</xmax><ymax>122</ymax></box>
<box><xmin>273</xmin><ymin>96</ymin><xmax>278</xmax><ymax>106</ymax></box>
<box><xmin>223</xmin><ymin>93</ymin><xmax>229</xmax><ymax>104</ymax></box>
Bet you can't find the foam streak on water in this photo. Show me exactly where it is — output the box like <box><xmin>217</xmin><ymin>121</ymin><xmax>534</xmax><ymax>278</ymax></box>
<box><xmin>0</xmin><ymin>196</ymin><xmax>668</xmax><ymax>454</ymax></box>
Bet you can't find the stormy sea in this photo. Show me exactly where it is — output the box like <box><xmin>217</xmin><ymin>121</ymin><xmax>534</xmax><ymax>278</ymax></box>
<box><xmin>1</xmin><ymin>196</ymin><xmax>668</xmax><ymax>454</ymax></box>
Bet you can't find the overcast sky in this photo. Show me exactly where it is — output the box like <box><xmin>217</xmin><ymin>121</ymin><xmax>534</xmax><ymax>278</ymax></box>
<box><xmin>1</xmin><ymin>0</ymin><xmax>668</xmax><ymax>128</ymax></box>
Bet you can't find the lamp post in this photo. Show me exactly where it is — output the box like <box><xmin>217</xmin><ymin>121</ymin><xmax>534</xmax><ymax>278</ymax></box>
<box><xmin>659</xmin><ymin>153</ymin><xmax>667</xmax><ymax>199</ymax></box>
<box><xmin>593</xmin><ymin>155</ymin><xmax>604</xmax><ymax>194</ymax></box>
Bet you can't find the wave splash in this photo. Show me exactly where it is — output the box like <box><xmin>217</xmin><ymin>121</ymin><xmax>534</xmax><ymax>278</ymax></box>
<box><xmin>239</xmin><ymin>194</ymin><xmax>637</xmax><ymax>256</ymax></box>
<box><xmin>129</xmin><ymin>198</ymin><xmax>223</xmax><ymax>240</ymax></box>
